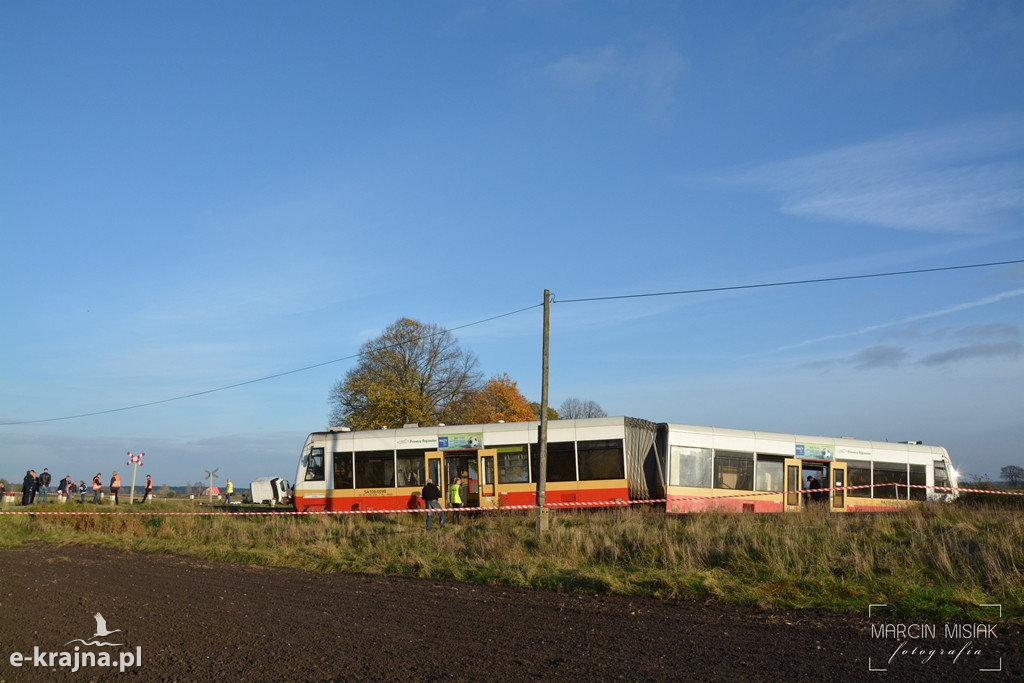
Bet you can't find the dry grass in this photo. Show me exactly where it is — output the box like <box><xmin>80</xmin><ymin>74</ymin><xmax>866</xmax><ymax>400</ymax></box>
<box><xmin>2</xmin><ymin>500</ymin><xmax>1021</xmax><ymax>622</ymax></box>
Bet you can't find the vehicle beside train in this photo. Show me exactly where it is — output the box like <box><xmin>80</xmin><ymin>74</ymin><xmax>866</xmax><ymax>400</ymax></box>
<box><xmin>291</xmin><ymin>416</ymin><xmax>958</xmax><ymax>514</ymax></box>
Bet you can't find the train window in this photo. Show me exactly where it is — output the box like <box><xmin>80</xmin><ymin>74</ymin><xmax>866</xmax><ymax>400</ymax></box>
<box><xmin>578</xmin><ymin>439</ymin><xmax>625</xmax><ymax>481</ymax></box>
<box><xmin>498</xmin><ymin>446</ymin><xmax>530</xmax><ymax>483</ymax></box>
<box><xmin>846</xmin><ymin>463</ymin><xmax>871</xmax><ymax>498</ymax></box>
<box><xmin>755</xmin><ymin>456</ymin><xmax>784</xmax><ymax>492</ymax></box>
<box><xmin>669</xmin><ymin>446</ymin><xmax>712</xmax><ymax>488</ymax></box>
<box><xmin>712</xmin><ymin>450</ymin><xmax>753</xmax><ymax>489</ymax></box>
<box><xmin>531</xmin><ymin>441</ymin><xmax>577</xmax><ymax>482</ymax></box>
<box><xmin>909</xmin><ymin>465</ymin><xmax>927</xmax><ymax>501</ymax></box>
<box><xmin>714</xmin><ymin>451</ymin><xmax>754</xmax><ymax>490</ymax></box>
<box><xmin>832</xmin><ymin>468</ymin><xmax>845</xmax><ymax>509</ymax></box>
<box><xmin>396</xmin><ymin>451</ymin><xmax>426</xmax><ymax>487</ymax></box>
<box><xmin>305</xmin><ymin>448</ymin><xmax>325</xmax><ymax>481</ymax></box>
<box><xmin>354</xmin><ymin>450</ymin><xmax>395</xmax><ymax>488</ymax></box>
<box><xmin>933</xmin><ymin>461</ymin><xmax>950</xmax><ymax>490</ymax></box>
<box><xmin>334</xmin><ymin>452</ymin><xmax>353</xmax><ymax>489</ymax></box>
<box><xmin>872</xmin><ymin>462</ymin><xmax>908</xmax><ymax>499</ymax></box>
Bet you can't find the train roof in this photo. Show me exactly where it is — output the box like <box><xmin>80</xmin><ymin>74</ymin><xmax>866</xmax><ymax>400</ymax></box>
<box><xmin>659</xmin><ymin>422</ymin><xmax>948</xmax><ymax>458</ymax></box>
<box><xmin>307</xmin><ymin>417</ymin><xmax>947</xmax><ymax>458</ymax></box>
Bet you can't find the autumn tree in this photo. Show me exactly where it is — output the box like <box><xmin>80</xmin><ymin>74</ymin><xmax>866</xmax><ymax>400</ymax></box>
<box><xmin>328</xmin><ymin>318</ymin><xmax>482</xmax><ymax>430</ymax></box>
<box><xmin>530</xmin><ymin>402</ymin><xmax>560</xmax><ymax>420</ymax></box>
<box><xmin>558</xmin><ymin>397</ymin><xmax>608</xmax><ymax>419</ymax></box>
<box><xmin>461</xmin><ymin>373</ymin><xmax>538</xmax><ymax>424</ymax></box>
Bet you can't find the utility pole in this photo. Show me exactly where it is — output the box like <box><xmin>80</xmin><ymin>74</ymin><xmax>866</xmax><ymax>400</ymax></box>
<box><xmin>536</xmin><ymin>289</ymin><xmax>551</xmax><ymax>536</ymax></box>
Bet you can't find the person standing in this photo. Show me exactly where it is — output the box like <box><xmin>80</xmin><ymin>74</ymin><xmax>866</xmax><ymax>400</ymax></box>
<box><xmin>79</xmin><ymin>480</ymin><xmax>88</xmax><ymax>503</ymax></box>
<box><xmin>38</xmin><ymin>468</ymin><xmax>52</xmax><ymax>503</ymax></box>
<box><xmin>22</xmin><ymin>470</ymin><xmax>35</xmax><ymax>506</ymax></box>
<box><xmin>57</xmin><ymin>475</ymin><xmax>70</xmax><ymax>501</ymax></box>
<box><xmin>110</xmin><ymin>471</ymin><xmax>121</xmax><ymax>505</ymax></box>
<box><xmin>421</xmin><ymin>478</ymin><xmax>445</xmax><ymax>530</ymax></box>
<box><xmin>449</xmin><ymin>476</ymin><xmax>463</xmax><ymax>525</ymax></box>
<box><xmin>142</xmin><ymin>474</ymin><xmax>153</xmax><ymax>503</ymax></box>
<box><xmin>224</xmin><ymin>478</ymin><xmax>234</xmax><ymax>505</ymax></box>
<box><xmin>92</xmin><ymin>473</ymin><xmax>103</xmax><ymax>504</ymax></box>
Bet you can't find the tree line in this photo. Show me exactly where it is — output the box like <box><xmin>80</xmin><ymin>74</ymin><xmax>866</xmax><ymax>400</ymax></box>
<box><xmin>327</xmin><ymin>317</ymin><xmax>605</xmax><ymax>430</ymax></box>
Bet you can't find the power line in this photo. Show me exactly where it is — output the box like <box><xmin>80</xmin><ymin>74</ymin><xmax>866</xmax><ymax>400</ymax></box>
<box><xmin>4</xmin><ymin>259</ymin><xmax>1020</xmax><ymax>426</ymax></box>
<box><xmin>0</xmin><ymin>303</ymin><xmax>543</xmax><ymax>426</ymax></box>
<box><xmin>553</xmin><ymin>259</ymin><xmax>1024</xmax><ymax>303</ymax></box>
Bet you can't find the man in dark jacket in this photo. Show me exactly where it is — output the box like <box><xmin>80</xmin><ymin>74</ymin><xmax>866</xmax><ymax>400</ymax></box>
<box><xmin>58</xmin><ymin>475</ymin><xmax>71</xmax><ymax>500</ymax></box>
<box><xmin>38</xmin><ymin>468</ymin><xmax>52</xmax><ymax>503</ymax></box>
<box><xmin>420</xmin><ymin>479</ymin><xmax>445</xmax><ymax>530</ymax></box>
<box><xmin>22</xmin><ymin>470</ymin><xmax>35</xmax><ymax>505</ymax></box>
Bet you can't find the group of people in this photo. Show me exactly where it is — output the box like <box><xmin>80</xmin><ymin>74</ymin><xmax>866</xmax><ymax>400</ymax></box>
<box><xmin>420</xmin><ymin>476</ymin><xmax>464</xmax><ymax>530</ymax></box>
<box><xmin>14</xmin><ymin>467</ymin><xmax>153</xmax><ymax>505</ymax></box>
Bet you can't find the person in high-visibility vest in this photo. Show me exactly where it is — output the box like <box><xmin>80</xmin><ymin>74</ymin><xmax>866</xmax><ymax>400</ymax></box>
<box><xmin>110</xmin><ymin>471</ymin><xmax>121</xmax><ymax>505</ymax></box>
<box><xmin>92</xmin><ymin>473</ymin><xmax>103</xmax><ymax>504</ymax></box>
<box><xmin>449</xmin><ymin>476</ymin><xmax>463</xmax><ymax>525</ymax></box>
<box><xmin>225</xmin><ymin>478</ymin><xmax>234</xmax><ymax>505</ymax></box>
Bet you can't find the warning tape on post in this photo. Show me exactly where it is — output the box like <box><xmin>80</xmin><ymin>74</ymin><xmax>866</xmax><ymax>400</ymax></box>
<box><xmin>0</xmin><ymin>484</ymin><xmax>1019</xmax><ymax>517</ymax></box>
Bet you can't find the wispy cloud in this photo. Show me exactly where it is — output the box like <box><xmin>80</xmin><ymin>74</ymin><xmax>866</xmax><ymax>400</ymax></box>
<box><xmin>918</xmin><ymin>341</ymin><xmax>1022</xmax><ymax>366</ymax></box>
<box><xmin>777</xmin><ymin>288</ymin><xmax>1024</xmax><ymax>352</ymax></box>
<box><xmin>541</xmin><ymin>39</ymin><xmax>688</xmax><ymax>121</ymax></box>
<box><xmin>716</xmin><ymin>115</ymin><xmax>1024</xmax><ymax>233</ymax></box>
<box><xmin>805</xmin><ymin>0</ymin><xmax>959</xmax><ymax>65</ymax></box>
<box><xmin>851</xmin><ymin>345</ymin><xmax>910</xmax><ymax>370</ymax></box>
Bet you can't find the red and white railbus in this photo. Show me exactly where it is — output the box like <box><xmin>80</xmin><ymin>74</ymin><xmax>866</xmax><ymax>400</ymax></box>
<box><xmin>658</xmin><ymin>423</ymin><xmax>958</xmax><ymax>513</ymax></box>
<box><xmin>291</xmin><ymin>417</ymin><xmax>958</xmax><ymax>514</ymax></box>
<box><xmin>291</xmin><ymin>417</ymin><xmax>659</xmax><ymax>512</ymax></box>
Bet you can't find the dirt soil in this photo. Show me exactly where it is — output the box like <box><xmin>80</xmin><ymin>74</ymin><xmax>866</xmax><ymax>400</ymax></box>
<box><xmin>0</xmin><ymin>543</ymin><xmax>1019</xmax><ymax>682</ymax></box>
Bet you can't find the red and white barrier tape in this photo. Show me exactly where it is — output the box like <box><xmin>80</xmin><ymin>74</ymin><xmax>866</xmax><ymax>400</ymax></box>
<box><xmin>0</xmin><ymin>483</ymin><xmax>1019</xmax><ymax>516</ymax></box>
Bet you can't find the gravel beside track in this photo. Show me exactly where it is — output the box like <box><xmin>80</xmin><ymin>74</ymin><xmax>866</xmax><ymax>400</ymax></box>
<box><xmin>0</xmin><ymin>543</ymin><xmax>1019</xmax><ymax>681</ymax></box>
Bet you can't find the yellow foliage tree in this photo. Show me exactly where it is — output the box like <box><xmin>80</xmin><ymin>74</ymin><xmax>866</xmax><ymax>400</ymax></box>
<box><xmin>462</xmin><ymin>373</ymin><xmax>538</xmax><ymax>424</ymax></box>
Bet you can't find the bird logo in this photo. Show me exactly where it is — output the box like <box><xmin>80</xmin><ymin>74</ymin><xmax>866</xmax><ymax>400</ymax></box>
<box><xmin>64</xmin><ymin>612</ymin><xmax>123</xmax><ymax>647</ymax></box>
<box><xmin>92</xmin><ymin>612</ymin><xmax>122</xmax><ymax>639</ymax></box>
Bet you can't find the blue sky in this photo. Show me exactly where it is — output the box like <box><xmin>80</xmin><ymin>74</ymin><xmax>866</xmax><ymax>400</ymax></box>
<box><xmin>2</xmin><ymin>0</ymin><xmax>1022</xmax><ymax>488</ymax></box>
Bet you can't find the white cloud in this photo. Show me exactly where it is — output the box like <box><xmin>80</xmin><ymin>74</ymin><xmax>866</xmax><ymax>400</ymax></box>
<box><xmin>718</xmin><ymin>115</ymin><xmax>1024</xmax><ymax>233</ymax></box>
<box><xmin>808</xmin><ymin>0</ymin><xmax>959</xmax><ymax>56</ymax></box>
<box><xmin>541</xmin><ymin>40</ymin><xmax>688</xmax><ymax>120</ymax></box>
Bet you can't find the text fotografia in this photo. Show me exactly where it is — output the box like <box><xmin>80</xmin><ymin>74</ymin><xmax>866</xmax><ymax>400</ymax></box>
<box><xmin>868</xmin><ymin>618</ymin><xmax>1001</xmax><ymax>671</ymax></box>
<box><xmin>9</xmin><ymin>646</ymin><xmax>142</xmax><ymax>673</ymax></box>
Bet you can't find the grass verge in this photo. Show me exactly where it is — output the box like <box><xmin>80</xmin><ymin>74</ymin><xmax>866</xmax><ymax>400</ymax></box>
<box><xmin>1</xmin><ymin>501</ymin><xmax>1020</xmax><ymax>623</ymax></box>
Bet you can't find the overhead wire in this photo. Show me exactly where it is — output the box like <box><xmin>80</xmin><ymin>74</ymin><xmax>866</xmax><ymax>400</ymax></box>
<box><xmin>3</xmin><ymin>259</ymin><xmax>1021</xmax><ymax>426</ymax></box>
<box><xmin>553</xmin><ymin>259</ymin><xmax>1024</xmax><ymax>303</ymax></box>
<box><xmin>0</xmin><ymin>303</ymin><xmax>544</xmax><ymax>426</ymax></box>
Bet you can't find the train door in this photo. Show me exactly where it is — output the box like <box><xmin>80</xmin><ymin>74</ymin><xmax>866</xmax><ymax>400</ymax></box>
<box><xmin>830</xmin><ymin>462</ymin><xmax>848</xmax><ymax>512</ymax></box>
<box><xmin>784</xmin><ymin>458</ymin><xmax>802</xmax><ymax>511</ymax></box>
<box><xmin>426</xmin><ymin>452</ymin><xmax>443</xmax><ymax>503</ymax></box>
<box><xmin>477</xmin><ymin>449</ymin><xmax>498</xmax><ymax>509</ymax></box>
<box><xmin>444</xmin><ymin>453</ymin><xmax>476</xmax><ymax>507</ymax></box>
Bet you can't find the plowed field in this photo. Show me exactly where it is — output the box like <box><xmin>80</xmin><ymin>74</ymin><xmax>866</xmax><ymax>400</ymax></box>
<box><xmin>0</xmin><ymin>544</ymin><xmax>1018</xmax><ymax>681</ymax></box>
